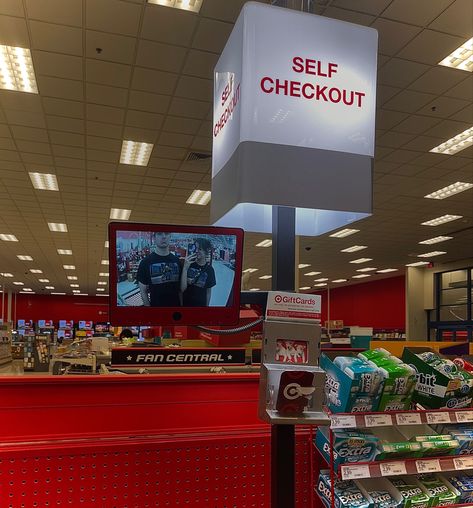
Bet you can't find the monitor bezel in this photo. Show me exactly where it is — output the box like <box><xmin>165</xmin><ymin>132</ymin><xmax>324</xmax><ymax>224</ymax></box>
<box><xmin>109</xmin><ymin>222</ymin><xmax>244</xmax><ymax>326</ymax></box>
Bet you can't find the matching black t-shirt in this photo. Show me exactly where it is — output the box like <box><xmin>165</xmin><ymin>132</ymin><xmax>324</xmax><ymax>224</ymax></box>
<box><xmin>136</xmin><ymin>253</ymin><xmax>216</xmax><ymax>307</ymax></box>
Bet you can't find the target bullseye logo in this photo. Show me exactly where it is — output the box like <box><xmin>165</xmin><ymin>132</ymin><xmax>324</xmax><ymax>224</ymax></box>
<box><xmin>274</xmin><ymin>294</ymin><xmax>283</xmax><ymax>303</ymax></box>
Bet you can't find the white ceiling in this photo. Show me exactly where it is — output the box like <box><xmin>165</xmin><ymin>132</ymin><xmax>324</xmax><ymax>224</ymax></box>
<box><xmin>0</xmin><ymin>0</ymin><xmax>471</xmax><ymax>295</ymax></box>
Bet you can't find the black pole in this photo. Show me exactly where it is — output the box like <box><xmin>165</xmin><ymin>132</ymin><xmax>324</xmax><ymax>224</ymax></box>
<box><xmin>271</xmin><ymin>205</ymin><xmax>296</xmax><ymax>508</ymax></box>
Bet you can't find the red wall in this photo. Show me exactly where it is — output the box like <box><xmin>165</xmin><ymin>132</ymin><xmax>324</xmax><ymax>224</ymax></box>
<box><xmin>314</xmin><ymin>275</ymin><xmax>405</xmax><ymax>329</ymax></box>
<box><xmin>13</xmin><ymin>294</ymin><xmax>109</xmax><ymax>324</ymax></box>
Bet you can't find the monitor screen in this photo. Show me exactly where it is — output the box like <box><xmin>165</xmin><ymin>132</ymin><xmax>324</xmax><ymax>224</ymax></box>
<box><xmin>95</xmin><ymin>322</ymin><xmax>110</xmax><ymax>333</ymax></box>
<box><xmin>109</xmin><ymin>223</ymin><xmax>244</xmax><ymax>326</ymax></box>
<box><xmin>59</xmin><ymin>320</ymin><xmax>74</xmax><ymax>329</ymax></box>
<box><xmin>78</xmin><ymin>320</ymin><xmax>93</xmax><ymax>330</ymax></box>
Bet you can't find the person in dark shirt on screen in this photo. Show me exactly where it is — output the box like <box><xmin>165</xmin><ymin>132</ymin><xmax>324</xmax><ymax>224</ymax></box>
<box><xmin>136</xmin><ymin>232</ymin><xmax>181</xmax><ymax>307</ymax></box>
<box><xmin>181</xmin><ymin>238</ymin><xmax>216</xmax><ymax>306</ymax></box>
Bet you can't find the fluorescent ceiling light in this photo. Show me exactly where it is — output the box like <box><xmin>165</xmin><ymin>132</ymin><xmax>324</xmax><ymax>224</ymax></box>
<box><xmin>353</xmin><ymin>274</ymin><xmax>371</xmax><ymax>279</ymax></box>
<box><xmin>38</xmin><ymin>279</ymin><xmax>49</xmax><ymax>283</ymax></box>
<box><xmin>430</xmin><ymin>126</ymin><xmax>473</xmax><ymax>155</ymax></box>
<box><xmin>299</xmin><ymin>286</ymin><xmax>311</xmax><ymax>290</ymax></box>
<box><xmin>99</xmin><ymin>272</ymin><xmax>109</xmax><ymax>277</ymax></box>
<box><xmin>332</xmin><ymin>279</ymin><xmax>347</xmax><ymax>283</ymax></box>
<box><xmin>329</xmin><ymin>228</ymin><xmax>360</xmax><ymax>238</ymax></box>
<box><xmin>417</xmin><ymin>251</ymin><xmax>446</xmax><ymax>258</ymax></box>
<box><xmin>249</xmin><ymin>288</ymin><xmax>260</xmax><ymax>291</ymax></box>
<box><xmin>305</xmin><ymin>271</ymin><xmax>321</xmax><ymax>276</ymax></box>
<box><xmin>29</xmin><ymin>269</ymin><xmax>42</xmax><ymax>274</ymax></box>
<box><xmin>96</xmin><ymin>288</ymin><xmax>105</xmax><ymax>292</ymax></box>
<box><xmin>77</xmin><ymin>293</ymin><xmax>88</xmax><ymax>296</ymax></box>
<box><xmin>243</xmin><ymin>268</ymin><xmax>258</xmax><ymax>273</ymax></box>
<box><xmin>72</xmin><ymin>290</ymin><xmax>80</xmax><ymax>293</ymax></box>
<box><xmin>101</xmin><ymin>259</ymin><xmax>109</xmax><ymax>265</ymax></box>
<box><xmin>97</xmin><ymin>281</ymin><xmax>107</xmax><ymax>285</ymax></box>
<box><xmin>0</xmin><ymin>234</ymin><xmax>18</xmax><ymax>241</ymax></box>
<box><xmin>406</xmin><ymin>261</ymin><xmax>430</xmax><ymax>267</ymax></box>
<box><xmin>21</xmin><ymin>288</ymin><xmax>33</xmax><ymax>292</ymax></box>
<box><xmin>377</xmin><ymin>269</ymin><xmax>398</xmax><ymax>273</ymax></box>
<box><xmin>67</xmin><ymin>276</ymin><xmax>78</xmax><ymax>281</ymax></box>
<box><xmin>259</xmin><ymin>275</ymin><xmax>272</xmax><ymax>280</ymax></box>
<box><xmin>425</xmin><ymin>182</ymin><xmax>473</xmax><ymax>200</ymax></box>
<box><xmin>314</xmin><ymin>283</ymin><xmax>327</xmax><ymax>287</ymax></box>
<box><xmin>29</xmin><ymin>172</ymin><xmax>59</xmax><ymax>191</ymax></box>
<box><xmin>104</xmin><ymin>241</ymin><xmax>109</xmax><ymax>248</ymax></box>
<box><xmin>45</xmin><ymin>286</ymin><xmax>54</xmax><ymax>289</ymax></box>
<box><xmin>421</xmin><ymin>215</ymin><xmax>462</xmax><ymax>226</ymax></box>
<box><xmin>70</xmin><ymin>284</ymin><xmax>79</xmax><ymax>288</ymax></box>
<box><xmin>51</xmin><ymin>292</ymin><xmax>65</xmax><ymax>295</ymax></box>
<box><xmin>63</xmin><ymin>265</ymin><xmax>75</xmax><ymax>270</ymax></box>
<box><xmin>57</xmin><ymin>249</ymin><xmax>72</xmax><ymax>255</ymax></box>
<box><xmin>120</xmin><ymin>140</ymin><xmax>153</xmax><ymax>166</ymax></box>
<box><xmin>341</xmin><ymin>245</ymin><xmax>367</xmax><ymax>253</ymax></box>
<box><xmin>419</xmin><ymin>236</ymin><xmax>453</xmax><ymax>245</ymax></box>
<box><xmin>356</xmin><ymin>267</ymin><xmax>377</xmax><ymax>272</ymax></box>
<box><xmin>13</xmin><ymin>281</ymin><xmax>24</xmax><ymax>285</ymax></box>
<box><xmin>17</xmin><ymin>255</ymin><xmax>32</xmax><ymax>261</ymax></box>
<box><xmin>256</xmin><ymin>239</ymin><xmax>272</xmax><ymax>247</ymax></box>
<box><xmin>186</xmin><ymin>189</ymin><xmax>211</xmax><ymax>206</ymax></box>
<box><xmin>48</xmin><ymin>222</ymin><xmax>68</xmax><ymax>232</ymax></box>
<box><xmin>438</xmin><ymin>37</ymin><xmax>473</xmax><ymax>72</ymax></box>
<box><xmin>350</xmin><ymin>258</ymin><xmax>373</xmax><ymax>264</ymax></box>
<box><xmin>0</xmin><ymin>273</ymin><xmax>13</xmax><ymax>277</ymax></box>
<box><xmin>110</xmin><ymin>208</ymin><xmax>131</xmax><ymax>220</ymax></box>
<box><xmin>298</xmin><ymin>263</ymin><xmax>311</xmax><ymax>269</ymax></box>
<box><xmin>0</xmin><ymin>45</ymin><xmax>38</xmax><ymax>93</ymax></box>
<box><xmin>147</xmin><ymin>0</ymin><xmax>203</xmax><ymax>13</ymax></box>
<box><xmin>314</xmin><ymin>277</ymin><xmax>328</xmax><ymax>282</ymax></box>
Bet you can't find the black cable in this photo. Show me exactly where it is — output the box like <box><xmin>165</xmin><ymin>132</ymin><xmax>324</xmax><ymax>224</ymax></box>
<box><xmin>194</xmin><ymin>317</ymin><xmax>264</xmax><ymax>335</ymax></box>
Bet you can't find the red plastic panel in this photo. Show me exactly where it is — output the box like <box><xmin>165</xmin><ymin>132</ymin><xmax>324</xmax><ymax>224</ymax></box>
<box><xmin>0</xmin><ymin>431</ymin><xmax>311</xmax><ymax>508</ymax></box>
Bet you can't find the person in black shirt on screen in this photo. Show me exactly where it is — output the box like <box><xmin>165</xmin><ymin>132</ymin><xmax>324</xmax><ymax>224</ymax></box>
<box><xmin>181</xmin><ymin>238</ymin><xmax>216</xmax><ymax>306</ymax></box>
<box><xmin>136</xmin><ymin>232</ymin><xmax>181</xmax><ymax>307</ymax></box>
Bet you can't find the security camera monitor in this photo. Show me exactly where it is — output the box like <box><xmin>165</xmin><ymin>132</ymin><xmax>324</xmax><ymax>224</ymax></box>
<box><xmin>109</xmin><ymin>222</ymin><xmax>244</xmax><ymax>326</ymax></box>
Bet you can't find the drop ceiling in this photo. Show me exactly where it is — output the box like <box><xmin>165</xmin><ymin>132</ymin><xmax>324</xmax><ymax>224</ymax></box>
<box><xmin>0</xmin><ymin>0</ymin><xmax>471</xmax><ymax>295</ymax></box>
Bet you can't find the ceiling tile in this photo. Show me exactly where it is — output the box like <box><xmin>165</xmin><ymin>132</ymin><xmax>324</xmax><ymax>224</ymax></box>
<box><xmin>0</xmin><ymin>15</ymin><xmax>29</xmax><ymax>47</ymax></box>
<box><xmin>33</xmin><ymin>51</ymin><xmax>83</xmax><ymax>81</ymax></box>
<box><xmin>86</xmin><ymin>83</ymin><xmax>128</xmax><ymax>108</ymax></box>
<box><xmin>192</xmin><ymin>18</ymin><xmax>232</xmax><ymax>53</ymax></box>
<box><xmin>429</xmin><ymin>0</ymin><xmax>473</xmax><ymax>38</ymax></box>
<box><xmin>87</xmin><ymin>121</ymin><xmax>123</xmax><ymax>139</ymax></box>
<box><xmin>131</xmin><ymin>68</ymin><xmax>178</xmax><ymax>95</ymax></box>
<box><xmin>49</xmin><ymin>131</ymin><xmax>84</xmax><ymax>147</ymax></box>
<box><xmin>159</xmin><ymin>131</ymin><xmax>193</xmax><ymax>148</ymax></box>
<box><xmin>86</xmin><ymin>0</ymin><xmax>142</xmax><ymax>36</ymax></box>
<box><xmin>128</xmin><ymin>90</ymin><xmax>171</xmax><ymax>114</ymax></box>
<box><xmin>162</xmin><ymin>116</ymin><xmax>201</xmax><ymax>135</ymax></box>
<box><xmin>378</xmin><ymin>58</ymin><xmax>429</xmax><ymax>88</ymax></box>
<box><xmin>382</xmin><ymin>89</ymin><xmax>436</xmax><ymax>113</ymax></box>
<box><xmin>46</xmin><ymin>115</ymin><xmax>84</xmax><ymax>134</ymax></box>
<box><xmin>86</xmin><ymin>59</ymin><xmax>132</xmax><ymax>88</ymax></box>
<box><xmin>331</xmin><ymin>0</ymin><xmax>392</xmax><ymax>15</ymax></box>
<box><xmin>126</xmin><ymin>110</ymin><xmax>164</xmax><ymax>131</ymax></box>
<box><xmin>408</xmin><ymin>66</ymin><xmax>468</xmax><ymax>95</ymax></box>
<box><xmin>168</xmin><ymin>97</ymin><xmax>210</xmax><ymax>119</ymax></box>
<box><xmin>37</xmin><ymin>76</ymin><xmax>84</xmax><ymax>101</ymax></box>
<box><xmin>416</xmin><ymin>96</ymin><xmax>471</xmax><ymax>118</ymax></box>
<box><xmin>392</xmin><ymin>114</ymin><xmax>442</xmax><ymax>134</ymax></box>
<box><xmin>122</xmin><ymin>126</ymin><xmax>158</xmax><ymax>144</ymax></box>
<box><xmin>42</xmin><ymin>98</ymin><xmax>84</xmax><ymax>119</ymax></box>
<box><xmin>175</xmin><ymin>75</ymin><xmax>212</xmax><ymax>101</ymax></box>
<box><xmin>199</xmin><ymin>0</ymin><xmax>247</xmax><ymax>22</ymax></box>
<box><xmin>25</xmin><ymin>0</ymin><xmax>82</xmax><ymax>26</ymax></box>
<box><xmin>86</xmin><ymin>31</ymin><xmax>137</xmax><ymax>65</ymax></box>
<box><xmin>371</xmin><ymin>18</ymin><xmax>421</xmax><ymax>56</ymax></box>
<box><xmin>29</xmin><ymin>20</ymin><xmax>82</xmax><ymax>56</ymax></box>
<box><xmin>381</xmin><ymin>0</ymin><xmax>452</xmax><ymax>26</ymax></box>
<box><xmin>445</xmin><ymin>75</ymin><xmax>473</xmax><ymax>101</ymax></box>
<box><xmin>182</xmin><ymin>50</ymin><xmax>218</xmax><ymax>79</ymax></box>
<box><xmin>4</xmin><ymin>110</ymin><xmax>46</xmax><ymax>129</ymax></box>
<box><xmin>136</xmin><ymin>40</ymin><xmax>187</xmax><ymax>73</ymax></box>
<box><xmin>323</xmin><ymin>6</ymin><xmax>375</xmax><ymax>25</ymax></box>
<box><xmin>11</xmin><ymin>125</ymin><xmax>49</xmax><ymax>143</ymax></box>
<box><xmin>0</xmin><ymin>0</ymin><xmax>24</xmax><ymax>17</ymax></box>
<box><xmin>86</xmin><ymin>104</ymin><xmax>125</xmax><ymax>125</ymax></box>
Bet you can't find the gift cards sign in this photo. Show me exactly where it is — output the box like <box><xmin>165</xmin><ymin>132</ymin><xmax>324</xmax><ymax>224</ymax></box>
<box><xmin>266</xmin><ymin>291</ymin><xmax>321</xmax><ymax>323</ymax></box>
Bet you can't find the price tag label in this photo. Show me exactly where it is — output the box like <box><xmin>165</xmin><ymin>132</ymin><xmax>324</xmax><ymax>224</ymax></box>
<box><xmin>416</xmin><ymin>459</ymin><xmax>441</xmax><ymax>474</ymax></box>
<box><xmin>395</xmin><ymin>413</ymin><xmax>422</xmax><ymax>426</ymax></box>
<box><xmin>331</xmin><ymin>415</ymin><xmax>357</xmax><ymax>429</ymax></box>
<box><xmin>364</xmin><ymin>414</ymin><xmax>393</xmax><ymax>427</ymax></box>
<box><xmin>380</xmin><ymin>461</ymin><xmax>407</xmax><ymax>477</ymax></box>
<box><xmin>454</xmin><ymin>457</ymin><xmax>473</xmax><ymax>470</ymax></box>
<box><xmin>426</xmin><ymin>412</ymin><xmax>451</xmax><ymax>424</ymax></box>
<box><xmin>341</xmin><ymin>464</ymin><xmax>370</xmax><ymax>481</ymax></box>
<box><xmin>456</xmin><ymin>411</ymin><xmax>473</xmax><ymax>423</ymax></box>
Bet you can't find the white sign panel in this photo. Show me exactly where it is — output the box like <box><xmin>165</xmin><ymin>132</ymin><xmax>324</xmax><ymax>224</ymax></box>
<box><xmin>266</xmin><ymin>291</ymin><xmax>321</xmax><ymax>323</ymax></box>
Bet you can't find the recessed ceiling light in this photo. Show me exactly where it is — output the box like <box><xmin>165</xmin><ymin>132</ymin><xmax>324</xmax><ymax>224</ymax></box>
<box><xmin>97</xmin><ymin>281</ymin><xmax>107</xmax><ymax>285</ymax></box>
<box><xmin>425</xmin><ymin>182</ymin><xmax>473</xmax><ymax>200</ymax></box>
<box><xmin>99</xmin><ymin>272</ymin><xmax>109</xmax><ymax>277</ymax></box>
<box><xmin>314</xmin><ymin>283</ymin><xmax>327</xmax><ymax>287</ymax></box>
<box><xmin>330</xmin><ymin>228</ymin><xmax>359</xmax><ymax>238</ymax></box>
<box><xmin>256</xmin><ymin>239</ymin><xmax>272</xmax><ymax>247</ymax></box>
<box><xmin>417</xmin><ymin>251</ymin><xmax>446</xmax><ymax>258</ymax></box>
<box><xmin>332</xmin><ymin>279</ymin><xmax>348</xmax><ymax>283</ymax></box>
<box><xmin>299</xmin><ymin>286</ymin><xmax>311</xmax><ymax>290</ymax></box>
<box><xmin>349</xmin><ymin>258</ymin><xmax>373</xmax><ymax>264</ymax></box>
<box><xmin>57</xmin><ymin>249</ymin><xmax>72</xmax><ymax>255</ymax></box>
<box><xmin>438</xmin><ymin>37</ymin><xmax>473</xmax><ymax>72</ymax></box>
<box><xmin>101</xmin><ymin>260</ymin><xmax>109</xmax><ymax>265</ymax></box>
<box><xmin>377</xmin><ymin>269</ymin><xmax>398</xmax><ymax>273</ymax></box>
<box><xmin>45</xmin><ymin>286</ymin><xmax>54</xmax><ymax>289</ymax></box>
<box><xmin>77</xmin><ymin>293</ymin><xmax>88</xmax><ymax>296</ymax></box>
<box><xmin>63</xmin><ymin>265</ymin><xmax>75</xmax><ymax>270</ymax></box>
<box><xmin>110</xmin><ymin>208</ymin><xmax>131</xmax><ymax>220</ymax></box>
<box><xmin>72</xmin><ymin>289</ymin><xmax>80</xmax><ymax>293</ymax></box>
<box><xmin>147</xmin><ymin>0</ymin><xmax>203</xmax><ymax>13</ymax></box>
<box><xmin>13</xmin><ymin>281</ymin><xmax>24</xmax><ymax>285</ymax></box>
<box><xmin>341</xmin><ymin>245</ymin><xmax>367</xmax><ymax>253</ymax></box>
<box><xmin>67</xmin><ymin>275</ymin><xmax>78</xmax><ymax>281</ymax></box>
<box><xmin>119</xmin><ymin>140</ymin><xmax>154</xmax><ymax>166</ymax></box>
<box><xmin>243</xmin><ymin>268</ymin><xmax>258</xmax><ymax>273</ymax></box>
<box><xmin>48</xmin><ymin>222</ymin><xmax>68</xmax><ymax>232</ymax></box>
<box><xmin>29</xmin><ymin>269</ymin><xmax>42</xmax><ymax>274</ymax></box>
<box><xmin>406</xmin><ymin>261</ymin><xmax>430</xmax><ymax>267</ymax></box>
<box><xmin>305</xmin><ymin>271</ymin><xmax>321</xmax><ymax>276</ymax></box>
<box><xmin>21</xmin><ymin>288</ymin><xmax>33</xmax><ymax>292</ymax></box>
<box><xmin>0</xmin><ymin>234</ymin><xmax>18</xmax><ymax>241</ymax></box>
<box><xmin>17</xmin><ymin>255</ymin><xmax>32</xmax><ymax>261</ymax></box>
<box><xmin>96</xmin><ymin>288</ymin><xmax>105</xmax><ymax>292</ymax></box>
<box><xmin>29</xmin><ymin>172</ymin><xmax>59</xmax><ymax>191</ymax></box>
<box><xmin>186</xmin><ymin>189</ymin><xmax>211</xmax><ymax>206</ymax></box>
<box><xmin>314</xmin><ymin>277</ymin><xmax>329</xmax><ymax>282</ymax></box>
<box><xmin>419</xmin><ymin>236</ymin><xmax>453</xmax><ymax>245</ymax></box>
<box><xmin>298</xmin><ymin>263</ymin><xmax>311</xmax><ymax>269</ymax></box>
<box><xmin>51</xmin><ymin>292</ymin><xmax>66</xmax><ymax>295</ymax></box>
<box><xmin>249</xmin><ymin>288</ymin><xmax>260</xmax><ymax>291</ymax></box>
<box><xmin>421</xmin><ymin>215</ymin><xmax>462</xmax><ymax>226</ymax></box>
<box><xmin>353</xmin><ymin>274</ymin><xmax>371</xmax><ymax>279</ymax></box>
<box><xmin>430</xmin><ymin>126</ymin><xmax>473</xmax><ymax>155</ymax></box>
<box><xmin>38</xmin><ymin>278</ymin><xmax>49</xmax><ymax>283</ymax></box>
<box><xmin>0</xmin><ymin>273</ymin><xmax>13</xmax><ymax>277</ymax></box>
<box><xmin>356</xmin><ymin>267</ymin><xmax>377</xmax><ymax>272</ymax></box>
<box><xmin>0</xmin><ymin>45</ymin><xmax>38</xmax><ymax>93</ymax></box>
<box><xmin>259</xmin><ymin>275</ymin><xmax>272</xmax><ymax>280</ymax></box>
<box><xmin>70</xmin><ymin>284</ymin><xmax>79</xmax><ymax>288</ymax></box>
<box><xmin>104</xmin><ymin>241</ymin><xmax>109</xmax><ymax>248</ymax></box>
